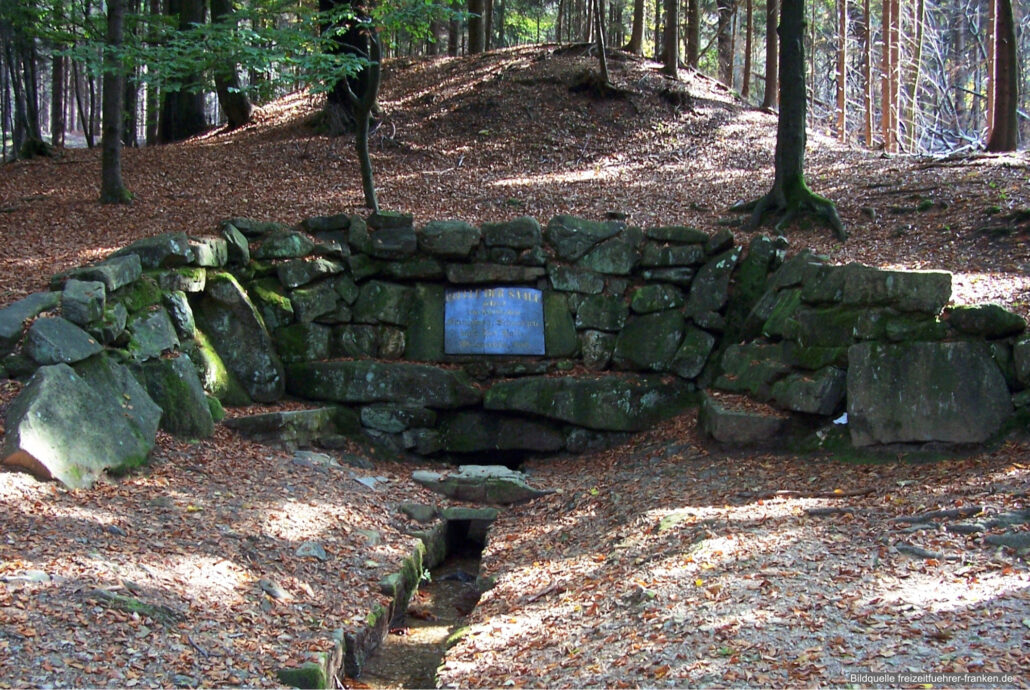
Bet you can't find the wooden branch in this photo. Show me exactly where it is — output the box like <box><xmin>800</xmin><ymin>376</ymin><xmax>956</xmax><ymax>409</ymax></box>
<box><xmin>893</xmin><ymin>506</ymin><xmax>984</xmax><ymax>524</ymax></box>
<box><xmin>736</xmin><ymin>488</ymin><xmax>874</xmax><ymax>500</ymax></box>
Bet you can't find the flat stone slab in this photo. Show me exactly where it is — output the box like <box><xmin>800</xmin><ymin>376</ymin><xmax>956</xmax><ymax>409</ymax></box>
<box><xmin>698</xmin><ymin>392</ymin><xmax>789</xmax><ymax>445</ymax></box>
<box><xmin>412</xmin><ymin>465</ymin><xmax>553</xmax><ymax>505</ymax></box>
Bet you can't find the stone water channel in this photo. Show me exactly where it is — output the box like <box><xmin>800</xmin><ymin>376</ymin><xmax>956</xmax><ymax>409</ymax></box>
<box><xmin>358</xmin><ymin>511</ymin><xmax>494</xmax><ymax>689</ymax></box>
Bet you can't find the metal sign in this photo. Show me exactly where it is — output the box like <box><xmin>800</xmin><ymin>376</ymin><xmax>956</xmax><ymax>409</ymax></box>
<box><xmin>444</xmin><ymin>287</ymin><xmax>546</xmax><ymax>355</ymax></box>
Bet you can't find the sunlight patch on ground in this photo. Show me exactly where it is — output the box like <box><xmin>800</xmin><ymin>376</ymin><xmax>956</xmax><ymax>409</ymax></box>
<box><xmin>258</xmin><ymin>499</ymin><xmax>338</xmax><ymax>542</ymax></box>
<box><xmin>866</xmin><ymin>571</ymin><xmax>1030</xmax><ymax>614</ymax></box>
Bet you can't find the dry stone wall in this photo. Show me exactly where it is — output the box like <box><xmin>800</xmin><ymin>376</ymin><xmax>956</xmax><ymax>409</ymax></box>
<box><xmin>1</xmin><ymin>211</ymin><xmax>1028</xmax><ymax>488</ymax></box>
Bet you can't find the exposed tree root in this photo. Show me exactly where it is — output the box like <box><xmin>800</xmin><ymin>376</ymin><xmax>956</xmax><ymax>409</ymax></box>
<box><xmin>736</xmin><ymin>185</ymin><xmax>848</xmax><ymax>241</ymax></box>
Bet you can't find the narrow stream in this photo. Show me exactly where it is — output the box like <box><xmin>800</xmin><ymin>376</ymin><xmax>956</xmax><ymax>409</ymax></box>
<box><xmin>357</xmin><ymin>527</ymin><xmax>486</xmax><ymax>688</ymax></box>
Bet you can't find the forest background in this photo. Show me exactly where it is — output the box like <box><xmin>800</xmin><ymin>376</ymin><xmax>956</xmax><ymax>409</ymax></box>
<box><xmin>0</xmin><ymin>0</ymin><xmax>1026</xmax><ymax>167</ymax></box>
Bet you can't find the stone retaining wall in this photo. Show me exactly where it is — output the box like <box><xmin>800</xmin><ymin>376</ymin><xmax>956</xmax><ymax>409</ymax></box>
<box><xmin>2</xmin><ymin>211</ymin><xmax>1028</xmax><ymax>487</ymax></box>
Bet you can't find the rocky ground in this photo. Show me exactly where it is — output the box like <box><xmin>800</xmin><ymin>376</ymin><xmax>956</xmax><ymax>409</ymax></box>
<box><xmin>0</xmin><ymin>44</ymin><xmax>1028</xmax><ymax>688</ymax></box>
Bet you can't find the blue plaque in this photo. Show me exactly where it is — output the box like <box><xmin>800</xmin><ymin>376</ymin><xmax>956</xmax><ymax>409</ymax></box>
<box><xmin>445</xmin><ymin>287</ymin><xmax>546</xmax><ymax>355</ymax></box>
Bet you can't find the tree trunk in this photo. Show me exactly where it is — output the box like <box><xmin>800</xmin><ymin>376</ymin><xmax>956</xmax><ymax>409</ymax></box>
<box><xmin>123</xmin><ymin>67</ymin><xmax>138</xmax><ymax>147</ymax></box>
<box><xmin>686</xmin><ymin>0</ymin><xmax>699</xmax><ymax>67</ymax></box>
<box><xmin>717</xmin><ymin>0</ymin><xmax>735</xmax><ymax>86</ymax></box>
<box><xmin>158</xmin><ymin>0</ymin><xmax>207</xmax><ymax>142</ymax></box>
<box><xmin>902</xmin><ymin>0</ymin><xmax>924</xmax><ymax>151</ymax></box>
<box><xmin>448</xmin><ymin>0</ymin><xmax>460</xmax><ymax>55</ymax></box>
<box><xmin>744</xmin><ymin>0</ymin><xmax>845</xmax><ymax>240</ymax></box>
<box><xmin>51</xmin><ymin>36</ymin><xmax>66</xmax><ymax>146</ymax></box>
<box><xmin>627</xmin><ymin>0</ymin><xmax>644</xmax><ymax>53</ymax></box>
<box><xmin>985</xmin><ymin>0</ymin><xmax>995</xmax><ymax>141</ymax></box>
<box><xmin>835</xmin><ymin>0</ymin><xmax>846</xmax><ymax>141</ymax></box>
<box><xmin>348</xmin><ymin>30</ymin><xmax>382</xmax><ymax>210</ymax></box>
<box><xmin>484</xmin><ymin>0</ymin><xmax>494</xmax><ymax>49</ymax></box>
<box><xmin>862</xmin><ymin>0</ymin><xmax>871</xmax><ymax>146</ymax></box>
<box><xmin>468</xmin><ymin>0</ymin><xmax>485</xmax><ymax>53</ymax></box>
<box><xmin>101</xmin><ymin>0</ymin><xmax>131</xmax><ymax>203</ymax></box>
<box><xmin>880</xmin><ymin>0</ymin><xmax>892</xmax><ymax>149</ymax></box>
<box><xmin>662</xmin><ymin>0</ymin><xmax>678</xmax><ymax>77</ymax></box>
<box><xmin>986</xmin><ymin>0</ymin><xmax>1017</xmax><ymax>151</ymax></box>
<box><xmin>321</xmin><ymin>0</ymin><xmax>371</xmax><ymax>135</ymax></box>
<box><xmin>211</xmin><ymin>0</ymin><xmax>253</xmax><ymax>128</ymax></box>
<box><xmin>760</xmin><ymin>0</ymin><xmax>777</xmax><ymax>108</ymax></box>
<box><xmin>888</xmin><ymin>0</ymin><xmax>898</xmax><ymax>149</ymax></box>
<box><xmin>742</xmin><ymin>0</ymin><xmax>753</xmax><ymax>97</ymax></box>
<box><xmin>595</xmin><ymin>0</ymin><xmax>611</xmax><ymax>85</ymax></box>
<box><xmin>653</xmin><ymin>0</ymin><xmax>661</xmax><ymax>60</ymax></box>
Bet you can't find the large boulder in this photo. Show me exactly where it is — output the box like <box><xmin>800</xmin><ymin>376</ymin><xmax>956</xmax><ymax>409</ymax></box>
<box><xmin>193</xmin><ymin>273</ymin><xmax>285</xmax><ymax>402</ymax></box>
<box><xmin>286</xmin><ymin>361</ymin><xmax>482</xmax><ymax>408</ymax></box>
<box><xmin>419</xmin><ymin>220</ymin><xmax>482</xmax><ymax>258</ymax></box>
<box><xmin>847</xmin><ymin>341</ymin><xmax>1013</xmax><ymax>446</ymax></box>
<box><xmin>126</xmin><ymin>307</ymin><xmax>180</xmax><ymax>361</ymax></box>
<box><xmin>2</xmin><ymin>363</ymin><xmax>156</xmax><ymax>488</ymax></box>
<box><xmin>24</xmin><ymin>317</ymin><xmax>103</xmax><ymax>365</ymax></box>
<box><xmin>684</xmin><ymin>247</ymin><xmax>741</xmax><ymax>317</ymax></box>
<box><xmin>482</xmin><ymin>217</ymin><xmax>541</xmax><ymax>249</ymax></box>
<box><xmin>74</xmin><ymin>354</ymin><xmax>162</xmax><ymax>447</ymax></box>
<box><xmin>224</xmin><ymin>406</ymin><xmax>361</xmax><ymax>447</ymax></box>
<box><xmin>698</xmin><ymin>392</ymin><xmax>789</xmax><ymax>445</ymax></box>
<box><xmin>139</xmin><ymin>355</ymin><xmax>215</xmax><ymax>438</ymax></box>
<box><xmin>110</xmin><ymin>232</ymin><xmax>195</xmax><ymax>268</ymax></box>
<box><xmin>412</xmin><ymin>465</ymin><xmax>553</xmax><ymax>505</ymax></box>
<box><xmin>0</xmin><ymin>292</ymin><xmax>61</xmax><ymax>353</ymax></box>
<box><xmin>545</xmin><ymin>215</ymin><xmax>622</xmax><ymax>261</ymax></box>
<box><xmin>441</xmin><ymin>411</ymin><xmax>564</xmax><ymax>453</ymax></box>
<box><xmin>61</xmin><ymin>280</ymin><xmax>106</xmax><ymax>326</ymax></box>
<box><xmin>484</xmin><ymin>375</ymin><xmax>694</xmax><ymax>432</ymax></box>
<box><xmin>612</xmin><ymin>310</ymin><xmax>685</xmax><ymax>371</ymax></box>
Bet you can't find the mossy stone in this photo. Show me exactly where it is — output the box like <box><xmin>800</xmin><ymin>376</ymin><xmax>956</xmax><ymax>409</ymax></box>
<box><xmin>630</xmin><ymin>284</ymin><xmax>685</xmax><ymax>314</ymax></box>
<box><xmin>352</xmin><ymin>280</ymin><xmax>413</xmax><ymax>326</ymax></box>
<box><xmin>248</xmin><ymin>278</ymin><xmax>294</xmax><ymax>331</ymax></box>
<box><xmin>276</xmin><ymin>662</ymin><xmax>327</xmax><ymax>689</ymax></box>
<box><xmin>112</xmin><ymin>275</ymin><xmax>162</xmax><ymax>313</ymax></box>
<box><xmin>612</xmin><ymin>310</ymin><xmax>685</xmax><ymax>371</ymax></box>
<box><xmin>947</xmin><ymin>304</ymin><xmax>1026</xmax><ymax>338</ymax></box>
<box><xmin>544</xmin><ymin>292</ymin><xmax>578</xmax><ymax>357</ymax></box>
<box><xmin>274</xmin><ymin>323</ymin><xmax>331</xmax><ymax>363</ymax></box>
<box><xmin>404</xmin><ymin>283</ymin><xmax>445</xmax><ymax>361</ymax></box>
<box><xmin>575</xmin><ymin>294</ymin><xmax>628</xmax><ymax>332</ymax></box>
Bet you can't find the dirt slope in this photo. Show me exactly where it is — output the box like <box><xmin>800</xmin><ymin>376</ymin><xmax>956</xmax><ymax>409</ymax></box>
<box><xmin>1</xmin><ymin>44</ymin><xmax>1028</xmax><ymax>310</ymax></box>
<box><xmin>0</xmin><ymin>45</ymin><xmax>1028</xmax><ymax>689</ymax></box>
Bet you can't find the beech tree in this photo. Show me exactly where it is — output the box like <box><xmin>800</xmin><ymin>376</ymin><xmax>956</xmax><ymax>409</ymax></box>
<box><xmin>741</xmin><ymin>0</ymin><xmax>847</xmax><ymax>240</ymax></box>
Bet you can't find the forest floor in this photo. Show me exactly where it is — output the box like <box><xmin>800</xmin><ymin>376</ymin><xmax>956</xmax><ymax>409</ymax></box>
<box><xmin>0</xmin><ymin>45</ymin><xmax>1028</xmax><ymax>688</ymax></box>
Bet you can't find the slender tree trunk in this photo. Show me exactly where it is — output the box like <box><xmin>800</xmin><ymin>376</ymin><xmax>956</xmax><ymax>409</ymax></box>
<box><xmin>885</xmin><ymin>0</ymin><xmax>894</xmax><ymax>150</ymax></box>
<box><xmin>986</xmin><ymin>0</ymin><xmax>1017</xmax><ymax>151</ymax></box>
<box><xmin>51</xmin><ymin>40</ymin><xmax>66</xmax><ymax>146</ymax></box>
<box><xmin>469</xmin><ymin>0</ymin><xmax>485</xmax><ymax>53</ymax></box>
<box><xmin>902</xmin><ymin>0</ymin><xmax>924</xmax><ymax>151</ymax></box>
<box><xmin>717</xmin><ymin>0</ymin><xmax>735</xmax><ymax>86</ymax></box>
<box><xmin>448</xmin><ymin>0</ymin><xmax>460</xmax><ymax>55</ymax></box>
<box><xmin>985</xmin><ymin>0</ymin><xmax>996</xmax><ymax>142</ymax></box>
<box><xmin>595</xmin><ymin>0</ymin><xmax>611</xmax><ymax>85</ymax></box>
<box><xmin>686</xmin><ymin>0</ymin><xmax>699</xmax><ymax>67</ymax></box>
<box><xmin>484</xmin><ymin>0</ymin><xmax>494</xmax><ymax>49</ymax></box>
<box><xmin>761</xmin><ymin>0</ymin><xmax>777</xmax><ymax>108</ymax></box>
<box><xmin>653</xmin><ymin>0</ymin><xmax>661</xmax><ymax>60</ymax></box>
<box><xmin>888</xmin><ymin>0</ymin><xmax>899</xmax><ymax>149</ymax></box>
<box><xmin>495</xmin><ymin>0</ymin><xmax>505</xmax><ymax>47</ymax></box>
<box><xmin>210</xmin><ymin>0</ymin><xmax>253</xmax><ymax>128</ymax></box>
<box><xmin>862</xmin><ymin>0</ymin><xmax>872</xmax><ymax>145</ymax></box>
<box><xmin>349</xmin><ymin>30</ymin><xmax>382</xmax><ymax>210</ymax></box>
<box><xmin>836</xmin><ymin>0</ymin><xmax>846</xmax><ymax>141</ymax></box>
<box><xmin>627</xmin><ymin>0</ymin><xmax>644</xmax><ymax>53</ymax></box>
<box><xmin>742</xmin><ymin>0</ymin><xmax>753</xmax><ymax>97</ymax></box>
<box><xmin>662</xmin><ymin>0</ymin><xmax>678</xmax><ymax>77</ymax></box>
<box><xmin>101</xmin><ymin>0</ymin><xmax>131</xmax><ymax>203</ymax></box>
